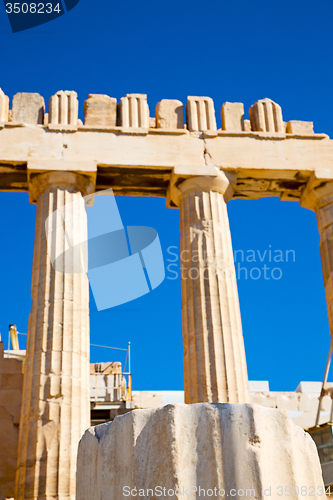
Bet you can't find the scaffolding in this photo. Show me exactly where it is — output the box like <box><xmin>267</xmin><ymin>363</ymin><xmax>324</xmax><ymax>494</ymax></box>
<box><xmin>5</xmin><ymin>324</ymin><xmax>134</xmax><ymax>424</ymax></box>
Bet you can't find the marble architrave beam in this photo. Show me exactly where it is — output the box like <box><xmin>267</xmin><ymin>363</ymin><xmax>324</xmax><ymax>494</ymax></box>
<box><xmin>0</xmin><ymin>123</ymin><xmax>331</xmax><ymax>201</ymax></box>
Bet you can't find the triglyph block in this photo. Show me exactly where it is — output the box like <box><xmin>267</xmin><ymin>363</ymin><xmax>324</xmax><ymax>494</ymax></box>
<box><xmin>186</xmin><ymin>96</ymin><xmax>217</xmax><ymax>132</ymax></box>
<box><xmin>156</xmin><ymin>99</ymin><xmax>184</xmax><ymax>129</ymax></box>
<box><xmin>12</xmin><ymin>93</ymin><xmax>45</xmax><ymax>124</ymax></box>
<box><xmin>84</xmin><ymin>94</ymin><xmax>117</xmax><ymax>127</ymax></box>
<box><xmin>286</xmin><ymin>120</ymin><xmax>314</xmax><ymax>135</ymax></box>
<box><xmin>0</xmin><ymin>88</ymin><xmax>9</xmax><ymax>123</ymax></box>
<box><xmin>249</xmin><ymin>98</ymin><xmax>284</xmax><ymax>133</ymax></box>
<box><xmin>77</xmin><ymin>403</ymin><xmax>324</xmax><ymax>500</ymax></box>
<box><xmin>48</xmin><ymin>90</ymin><xmax>79</xmax><ymax>128</ymax></box>
<box><xmin>119</xmin><ymin>94</ymin><xmax>149</xmax><ymax>128</ymax></box>
<box><xmin>221</xmin><ymin>102</ymin><xmax>244</xmax><ymax>131</ymax></box>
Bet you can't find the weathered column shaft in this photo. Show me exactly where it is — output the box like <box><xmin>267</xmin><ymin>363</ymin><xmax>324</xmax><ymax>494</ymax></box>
<box><xmin>177</xmin><ymin>173</ymin><xmax>249</xmax><ymax>404</ymax></box>
<box><xmin>300</xmin><ymin>179</ymin><xmax>333</xmax><ymax>341</ymax></box>
<box><xmin>317</xmin><ymin>202</ymin><xmax>333</xmax><ymax>334</ymax></box>
<box><xmin>16</xmin><ymin>174</ymin><xmax>91</xmax><ymax>500</ymax></box>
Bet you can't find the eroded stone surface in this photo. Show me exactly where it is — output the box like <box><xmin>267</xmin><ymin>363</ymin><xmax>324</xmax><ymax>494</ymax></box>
<box><xmin>12</xmin><ymin>92</ymin><xmax>44</xmax><ymax>124</ymax></box>
<box><xmin>84</xmin><ymin>94</ymin><xmax>117</xmax><ymax>127</ymax></box>
<box><xmin>156</xmin><ymin>99</ymin><xmax>184</xmax><ymax>129</ymax></box>
<box><xmin>221</xmin><ymin>102</ymin><xmax>244</xmax><ymax>131</ymax></box>
<box><xmin>149</xmin><ymin>117</ymin><xmax>156</xmax><ymax>128</ymax></box>
<box><xmin>287</xmin><ymin>120</ymin><xmax>314</xmax><ymax>135</ymax></box>
<box><xmin>77</xmin><ymin>403</ymin><xmax>325</xmax><ymax>500</ymax></box>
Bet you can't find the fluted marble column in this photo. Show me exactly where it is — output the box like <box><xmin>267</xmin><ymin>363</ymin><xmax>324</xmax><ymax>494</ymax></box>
<box><xmin>301</xmin><ymin>178</ymin><xmax>333</xmax><ymax>340</ymax></box>
<box><xmin>16</xmin><ymin>172</ymin><xmax>93</xmax><ymax>500</ymax></box>
<box><xmin>174</xmin><ymin>172</ymin><xmax>249</xmax><ymax>404</ymax></box>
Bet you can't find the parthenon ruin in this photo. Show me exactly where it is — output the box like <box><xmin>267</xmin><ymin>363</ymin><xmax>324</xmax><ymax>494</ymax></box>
<box><xmin>0</xmin><ymin>88</ymin><xmax>332</xmax><ymax>499</ymax></box>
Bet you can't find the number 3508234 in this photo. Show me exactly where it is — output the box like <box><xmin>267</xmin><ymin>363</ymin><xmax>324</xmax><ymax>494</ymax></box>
<box><xmin>5</xmin><ymin>3</ymin><xmax>61</xmax><ymax>13</ymax></box>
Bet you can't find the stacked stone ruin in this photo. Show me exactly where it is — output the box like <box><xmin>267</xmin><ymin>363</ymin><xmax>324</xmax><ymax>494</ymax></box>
<box><xmin>0</xmin><ymin>88</ymin><xmax>316</xmax><ymax>134</ymax></box>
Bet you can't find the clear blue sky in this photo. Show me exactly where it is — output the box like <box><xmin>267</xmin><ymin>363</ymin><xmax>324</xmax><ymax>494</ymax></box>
<box><xmin>0</xmin><ymin>0</ymin><xmax>332</xmax><ymax>392</ymax></box>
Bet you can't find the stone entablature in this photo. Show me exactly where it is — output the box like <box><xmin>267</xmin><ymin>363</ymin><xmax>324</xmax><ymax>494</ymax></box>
<box><xmin>0</xmin><ymin>88</ymin><xmax>328</xmax><ymax>202</ymax></box>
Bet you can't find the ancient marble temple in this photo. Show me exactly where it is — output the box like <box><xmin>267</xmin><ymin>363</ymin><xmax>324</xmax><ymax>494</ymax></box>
<box><xmin>0</xmin><ymin>88</ymin><xmax>331</xmax><ymax>499</ymax></box>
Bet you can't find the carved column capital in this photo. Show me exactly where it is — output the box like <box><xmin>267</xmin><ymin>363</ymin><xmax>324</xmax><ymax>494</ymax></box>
<box><xmin>28</xmin><ymin>170</ymin><xmax>95</xmax><ymax>204</ymax></box>
<box><xmin>167</xmin><ymin>166</ymin><xmax>236</xmax><ymax>208</ymax></box>
<box><xmin>300</xmin><ymin>172</ymin><xmax>333</xmax><ymax>212</ymax></box>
